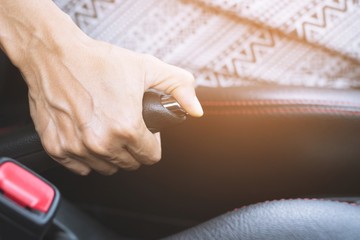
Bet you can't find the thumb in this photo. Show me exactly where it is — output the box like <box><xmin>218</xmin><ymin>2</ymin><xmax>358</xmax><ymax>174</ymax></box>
<box><xmin>145</xmin><ymin>57</ymin><xmax>203</xmax><ymax>117</ymax></box>
<box><xmin>170</xmin><ymin>84</ymin><xmax>203</xmax><ymax>117</ymax></box>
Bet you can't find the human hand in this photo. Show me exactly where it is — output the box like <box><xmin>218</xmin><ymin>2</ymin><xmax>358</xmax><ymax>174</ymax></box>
<box><xmin>21</xmin><ymin>36</ymin><xmax>203</xmax><ymax>175</ymax></box>
<box><xmin>0</xmin><ymin>0</ymin><xmax>202</xmax><ymax>175</ymax></box>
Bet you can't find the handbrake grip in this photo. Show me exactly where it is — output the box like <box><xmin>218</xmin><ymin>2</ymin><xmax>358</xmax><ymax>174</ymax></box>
<box><xmin>143</xmin><ymin>91</ymin><xmax>186</xmax><ymax>133</ymax></box>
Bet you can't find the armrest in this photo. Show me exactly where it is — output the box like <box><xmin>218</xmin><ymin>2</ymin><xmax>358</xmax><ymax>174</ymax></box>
<box><xmin>198</xmin><ymin>86</ymin><xmax>360</xmax><ymax>117</ymax></box>
<box><xmin>158</xmin><ymin>86</ymin><xmax>360</xmax><ymax>212</ymax></box>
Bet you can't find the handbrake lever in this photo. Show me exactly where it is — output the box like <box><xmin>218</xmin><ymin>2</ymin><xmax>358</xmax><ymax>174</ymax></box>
<box><xmin>0</xmin><ymin>91</ymin><xmax>187</xmax><ymax>170</ymax></box>
<box><xmin>144</xmin><ymin>91</ymin><xmax>186</xmax><ymax>133</ymax></box>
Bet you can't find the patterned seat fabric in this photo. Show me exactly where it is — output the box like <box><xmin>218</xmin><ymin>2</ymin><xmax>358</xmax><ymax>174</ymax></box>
<box><xmin>54</xmin><ymin>0</ymin><xmax>360</xmax><ymax>89</ymax></box>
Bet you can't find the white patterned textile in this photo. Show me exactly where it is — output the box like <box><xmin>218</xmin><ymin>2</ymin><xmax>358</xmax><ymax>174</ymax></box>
<box><xmin>54</xmin><ymin>0</ymin><xmax>360</xmax><ymax>89</ymax></box>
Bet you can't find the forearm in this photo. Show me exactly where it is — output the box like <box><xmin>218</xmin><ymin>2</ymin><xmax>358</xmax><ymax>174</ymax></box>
<box><xmin>0</xmin><ymin>0</ymin><xmax>85</xmax><ymax>71</ymax></box>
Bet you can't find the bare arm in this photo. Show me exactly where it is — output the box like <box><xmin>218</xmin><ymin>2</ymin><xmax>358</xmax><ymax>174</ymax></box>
<box><xmin>0</xmin><ymin>0</ymin><xmax>203</xmax><ymax>175</ymax></box>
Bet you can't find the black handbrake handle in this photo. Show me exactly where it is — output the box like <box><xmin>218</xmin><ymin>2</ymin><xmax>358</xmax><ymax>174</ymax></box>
<box><xmin>0</xmin><ymin>91</ymin><xmax>187</xmax><ymax>166</ymax></box>
<box><xmin>143</xmin><ymin>91</ymin><xmax>187</xmax><ymax>133</ymax></box>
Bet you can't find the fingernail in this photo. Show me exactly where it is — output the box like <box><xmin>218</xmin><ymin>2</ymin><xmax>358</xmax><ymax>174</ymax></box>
<box><xmin>192</xmin><ymin>96</ymin><xmax>204</xmax><ymax>117</ymax></box>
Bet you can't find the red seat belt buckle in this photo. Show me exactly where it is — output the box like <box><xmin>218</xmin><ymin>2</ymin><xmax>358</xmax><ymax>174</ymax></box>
<box><xmin>0</xmin><ymin>157</ymin><xmax>60</xmax><ymax>240</ymax></box>
<box><xmin>0</xmin><ymin>161</ymin><xmax>55</xmax><ymax>213</ymax></box>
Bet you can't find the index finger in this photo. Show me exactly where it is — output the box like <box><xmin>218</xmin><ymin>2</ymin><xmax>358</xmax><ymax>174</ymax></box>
<box><xmin>126</xmin><ymin>126</ymin><xmax>162</xmax><ymax>165</ymax></box>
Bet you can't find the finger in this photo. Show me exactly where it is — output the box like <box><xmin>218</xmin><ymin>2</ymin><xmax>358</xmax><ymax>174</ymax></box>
<box><xmin>126</xmin><ymin>126</ymin><xmax>162</xmax><ymax>165</ymax></box>
<box><xmin>51</xmin><ymin>112</ymin><xmax>118</xmax><ymax>175</ymax></box>
<box><xmin>38</xmin><ymin>120</ymin><xmax>90</xmax><ymax>175</ymax></box>
<box><xmin>82</xmin><ymin>143</ymin><xmax>139</xmax><ymax>172</ymax></box>
<box><xmin>42</xmin><ymin>134</ymin><xmax>91</xmax><ymax>175</ymax></box>
<box><xmin>169</xmin><ymin>85</ymin><xmax>203</xmax><ymax>117</ymax></box>
<box><xmin>146</xmin><ymin>58</ymin><xmax>203</xmax><ymax>117</ymax></box>
<box><xmin>154</xmin><ymin>132</ymin><xmax>161</xmax><ymax>144</ymax></box>
<box><xmin>107</xmin><ymin>150</ymin><xmax>141</xmax><ymax>171</ymax></box>
<box><xmin>73</xmin><ymin>151</ymin><xmax>118</xmax><ymax>175</ymax></box>
<box><xmin>52</xmin><ymin>157</ymin><xmax>91</xmax><ymax>176</ymax></box>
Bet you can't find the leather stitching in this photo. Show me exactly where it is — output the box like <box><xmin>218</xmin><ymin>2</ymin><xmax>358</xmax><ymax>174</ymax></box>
<box><xmin>201</xmin><ymin>100</ymin><xmax>360</xmax><ymax>107</ymax></box>
<box><xmin>204</xmin><ymin>108</ymin><xmax>360</xmax><ymax>116</ymax></box>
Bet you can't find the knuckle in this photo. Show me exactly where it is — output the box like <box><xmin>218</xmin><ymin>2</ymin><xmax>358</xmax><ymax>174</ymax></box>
<box><xmin>52</xmin><ymin>156</ymin><xmax>74</xmax><ymax>166</ymax></box>
<box><xmin>110</xmin><ymin>159</ymin><xmax>141</xmax><ymax>171</ymax></box>
<box><xmin>82</xmin><ymin>122</ymin><xmax>144</xmax><ymax>157</ymax></box>
<box><xmin>181</xmin><ymin>70</ymin><xmax>195</xmax><ymax>84</ymax></box>
<box><xmin>44</xmin><ymin>142</ymin><xmax>65</xmax><ymax>159</ymax></box>
<box><xmin>57</xmin><ymin>157</ymin><xmax>72</xmax><ymax>165</ymax></box>
<box><xmin>142</xmin><ymin>54</ymin><xmax>159</xmax><ymax>64</ymax></box>
<box><xmin>53</xmin><ymin>158</ymin><xmax>87</xmax><ymax>175</ymax></box>
<box><xmin>144</xmin><ymin>150</ymin><xmax>162</xmax><ymax>165</ymax></box>
<box><xmin>64</xmin><ymin>142</ymin><xmax>86</xmax><ymax>157</ymax></box>
<box><xmin>115</xmin><ymin>122</ymin><xmax>141</xmax><ymax>144</ymax></box>
<box><xmin>125</xmin><ymin>163</ymin><xmax>141</xmax><ymax>171</ymax></box>
<box><xmin>83</xmin><ymin>130</ymin><xmax>110</xmax><ymax>156</ymax></box>
<box><xmin>87</xmin><ymin>156</ymin><xmax>119</xmax><ymax>175</ymax></box>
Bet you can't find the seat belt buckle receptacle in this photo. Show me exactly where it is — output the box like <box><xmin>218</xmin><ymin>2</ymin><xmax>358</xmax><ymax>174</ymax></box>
<box><xmin>0</xmin><ymin>157</ymin><xmax>60</xmax><ymax>240</ymax></box>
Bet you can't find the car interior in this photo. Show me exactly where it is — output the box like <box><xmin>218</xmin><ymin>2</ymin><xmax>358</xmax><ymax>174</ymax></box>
<box><xmin>1</xmin><ymin>45</ymin><xmax>360</xmax><ymax>240</ymax></box>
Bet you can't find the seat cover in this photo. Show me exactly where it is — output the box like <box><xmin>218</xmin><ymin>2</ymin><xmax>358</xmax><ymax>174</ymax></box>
<box><xmin>165</xmin><ymin>199</ymin><xmax>360</xmax><ymax>240</ymax></box>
